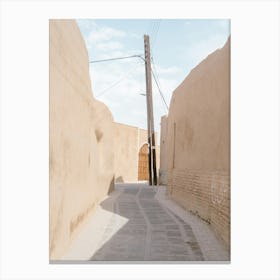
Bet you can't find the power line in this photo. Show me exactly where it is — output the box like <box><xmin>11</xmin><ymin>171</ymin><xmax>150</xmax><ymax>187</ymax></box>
<box><xmin>88</xmin><ymin>53</ymin><xmax>145</xmax><ymax>98</ymax></box>
<box><xmin>148</xmin><ymin>20</ymin><xmax>168</xmax><ymax>114</ymax></box>
<box><xmin>151</xmin><ymin>62</ymin><xmax>169</xmax><ymax>112</ymax></box>
<box><xmin>146</xmin><ymin>19</ymin><xmax>156</xmax><ymax>37</ymax></box>
<box><xmin>151</xmin><ymin>19</ymin><xmax>161</xmax><ymax>50</ymax></box>
<box><xmin>96</xmin><ymin>61</ymin><xmax>145</xmax><ymax>98</ymax></box>
<box><xmin>89</xmin><ymin>54</ymin><xmax>143</xmax><ymax>64</ymax></box>
<box><xmin>146</xmin><ymin>19</ymin><xmax>160</xmax><ymax>47</ymax></box>
<box><xmin>151</xmin><ymin>69</ymin><xmax>169</xmax><ymax>112</ymax></box>
<box><xmin>151</xmin><ymin>20</ymin><xmax>158</xmax><ymax>39</ymax></box>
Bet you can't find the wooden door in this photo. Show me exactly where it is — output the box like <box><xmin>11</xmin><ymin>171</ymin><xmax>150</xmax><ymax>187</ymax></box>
<box><xmin>138</xmin><ymin>144</ymin><xmax>149</xmax><ymax>180</ymax></box>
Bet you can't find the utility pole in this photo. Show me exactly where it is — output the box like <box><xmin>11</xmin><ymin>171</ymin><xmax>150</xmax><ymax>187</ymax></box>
<box><xmin>144</xmin><ymin>35</ymin><xmax>158</xmax><ymax>186</ymax></box>
<box><xmin>144</xmin><ymin>35</ymin><xmax>153</xmax><ymax>185</ymax></box>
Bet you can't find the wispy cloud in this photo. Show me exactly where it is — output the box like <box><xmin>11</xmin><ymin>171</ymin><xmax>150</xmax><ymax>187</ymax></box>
<box><xmin>153</xmin><ymin>65</ymin><xmax>182</xmax><ymax>75</ymax></box>
<box><xmin>216</xmin><ymin>19</ymin><xmax>230</xmax><ymax>32</ymax></box>
<box><xmin>130</xmin><ymin>33</ymin><xmax>141</xmax><ymax>39</ymax></box>
<box><xmin>87</xmin><ymin>26</ymin><xmax>126</xmax><ymax>44</ymax></box>
<box><xmin>88</xmin><ymin>55</ymin><xmax>176</xmax><ymax>131</ymax></box>
<box><xmin>76</xmin><ymin>19</ymin><xmax>97</xmax><ymax>31</ymax></box>
<box><xmin>95</xmin><ymin>41</ymin><xmax>124</xmax><ymax>51</ymax></box>
<box><xmin>77</xmin><ymin>20</ymin><xmax>142</xmax><ymax>52</ymax></box>
<box><xmin>77</xmin><ymin>19</ymin><xmax>230</xmax><ymax>134</ymax></box>
<box><xmin>184</xmin><ymin>34</ymin><xmax>229</xmax><ymax>70</ymax></box>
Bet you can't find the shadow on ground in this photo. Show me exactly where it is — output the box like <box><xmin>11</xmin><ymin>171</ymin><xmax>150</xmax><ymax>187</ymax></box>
<box><xmin>89</xmin><ymin>183</ymin><xmax>204</xmax><ymax>262</ymax></box>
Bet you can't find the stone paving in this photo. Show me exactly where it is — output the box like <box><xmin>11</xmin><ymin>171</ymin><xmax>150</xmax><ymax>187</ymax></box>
<box><xmin>90</xmin><ymin>183</ymin><xmax>204</xmax><ymax>261</ymax></box>
<box><xmin>62</xmin><ymin>182</ymin><xmax>229</xmax><ymax>262</ymax></box>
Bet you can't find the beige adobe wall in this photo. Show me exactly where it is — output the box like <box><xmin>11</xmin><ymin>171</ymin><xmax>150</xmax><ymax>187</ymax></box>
<box><xmin>113</xmin><ymin>122</ymin><xmax>139</xmax><ymax>182</ymax></box>
<box><xmin>165</xmin><ymin>38</ymin><xmax>230</xmax><ymax>250</ymax></box>
<box><xmin>156</xmin><ymin>145</ymin><xmax>160</xmax><ymax>180</ymax></box>
<box><xmin>138</xmin><ymin>128</ymin><xmax>148</xmax><ymax>149</ymax></box>
<box><xmin>159</xmin><ymin>115</ymin><xmax>168</xmax><ymax>184</ymax></box>
<box><xmin>113</xmin><ymin>122</ymin><xmax>159</xmax><ymax>183</ymax></box>
<box><xmin>49</xmin><ymin>20</ymin><xmax>114</xmax><ymax>260</ymax></box>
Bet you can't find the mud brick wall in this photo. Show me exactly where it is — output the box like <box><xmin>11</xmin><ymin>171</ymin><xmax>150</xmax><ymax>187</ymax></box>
<box><xmin>167</xmin><ymin>169</ymin><xmax>230</xmax><ymax>250</ymax></box>
<box><xmin>164</xmin><ymin>37</ymin><xmax>230</xmax><ymax>251</ymax></box>
<box><xmin>50</xmin><ymin>20</ymin><xmax>114</xmax><ymax>260</ymax></box>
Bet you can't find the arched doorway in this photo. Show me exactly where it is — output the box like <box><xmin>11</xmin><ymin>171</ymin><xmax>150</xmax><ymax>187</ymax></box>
<box><xmin>138</xmin><ymin>143</ymin><xmax>149</xmax><ymax>181</ymax></box>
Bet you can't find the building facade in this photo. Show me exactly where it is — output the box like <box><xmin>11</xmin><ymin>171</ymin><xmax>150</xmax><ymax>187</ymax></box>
<box><xmin>160</xmin><ymin>38</ymin><xmax>230</xmax><ymax>251</ymax></box>
<box><xmin>50</xmin><ymin>20</ymin><xmax>114</xmax><ymax>260</ymax></box>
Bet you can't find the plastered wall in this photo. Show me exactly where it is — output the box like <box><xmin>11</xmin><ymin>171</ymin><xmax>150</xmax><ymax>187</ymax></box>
<box><xmin>159</xmin><ymin>115</ymin><xmax>168</xmax><ymax>184</ymax></box>
<box><xmin>163</xmin><ymin>38</ymin><xmax>230</xmax><ymax>250</ymax></box>
<box><xmin>114</xmin><ymin>122</ymin><xmax>159</xmax><ymax>183</ymax></box>
<box><xmin>49</xmin><ymin>20</ymin><xmax>114</xmax><ymax>260</ymax></box>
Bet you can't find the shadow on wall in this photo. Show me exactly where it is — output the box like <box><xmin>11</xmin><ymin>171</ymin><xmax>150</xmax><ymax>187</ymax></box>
<box><xmin>49</xmin><ymin>19</ymin><xmax>115</xmax><ymax>260</ymax></box>
<box><xmin>108</xmin><ymin>176</ymin><xmax>115</xmax><ymax>194</ymax></box>
<box><xmin>159</xmin><ymin>169</ymin><xmax>167</xmax><ymax>185</ymax></box>
<box><xmin>115</xmin><ymin>176</ymin><xmax>124</xmax><ymax>183</ymax></box>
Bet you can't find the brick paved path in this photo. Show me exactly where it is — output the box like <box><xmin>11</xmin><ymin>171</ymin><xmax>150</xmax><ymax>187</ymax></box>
<box><xmin>90</xmin><ymin>183</ymin><xmax>204</xmax><ymax>261</ymax></box>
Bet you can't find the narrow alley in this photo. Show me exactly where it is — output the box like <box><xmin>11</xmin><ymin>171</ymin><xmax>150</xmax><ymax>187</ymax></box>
<box><xmin>49</xmin><ymin>20</ymin><xmax>230</xmax><ymax>263</ymax></box>
<box><xmin>2</xmin><ymin>2</ymin><xmax>279</xmax><ymax>280</ymax></box>
<box><xmin>62</xmin><ymin>183</ymin><xmax>229</xmax><ymax>262</ymax></box>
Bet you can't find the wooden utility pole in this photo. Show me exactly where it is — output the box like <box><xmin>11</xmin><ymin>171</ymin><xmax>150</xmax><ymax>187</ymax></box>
<box><xmin>144</xmin><ymin>35</ymin><xmax>152</xmax><ymax>185</ymax></box>
<box><xmin>144</xmin><ymin>35</ymin><xmax>158</xmax><ymax>186</ymax></box>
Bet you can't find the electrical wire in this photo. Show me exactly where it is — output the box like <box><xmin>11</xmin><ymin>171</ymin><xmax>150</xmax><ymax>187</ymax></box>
<box><xmin>151</xmin><ymin>19</ymin><xmax>161</xmax><ymax>50</ymax></box>
<box><xmin>151</xmin><ymin>61</ymin><xmax>169</xmax><ymax>112</ymax></box>
<box><xmin>96</xmin><ymin>61</ymin><xmax>145</xmax><ymax>98</ymax></box>
<box><xmin>146</xmin><ymin>19</ymin><xmax>156</xmax><ymax>37</ymax></box>
<box><xmin>89</xmin><ymin>54</ymin><xmax>143</xmax><ymax>64</ymax></box>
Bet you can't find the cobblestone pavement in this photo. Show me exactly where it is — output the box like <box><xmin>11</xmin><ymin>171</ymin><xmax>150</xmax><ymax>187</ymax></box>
<box><xmin>90</xmin><ymin>183</ymin><xmax>204</xmax><ymax>261</ymax></box>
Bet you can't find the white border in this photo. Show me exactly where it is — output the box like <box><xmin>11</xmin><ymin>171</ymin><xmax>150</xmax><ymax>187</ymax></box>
<box><xmin>1</xmin><ymin>0</ymin><xmax>279</xmax><ymax>279</ymax></box>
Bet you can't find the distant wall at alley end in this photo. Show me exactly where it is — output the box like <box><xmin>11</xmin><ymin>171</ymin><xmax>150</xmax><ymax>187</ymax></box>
<box><xmin>114</xmin><ymin>122</ymin><xmax>160</xmax><ymax>183</ymax></box>
<box><xmin>160</xmin><ymin>38</ymin><xmax>230</xmax><ymax>251</ymax></box>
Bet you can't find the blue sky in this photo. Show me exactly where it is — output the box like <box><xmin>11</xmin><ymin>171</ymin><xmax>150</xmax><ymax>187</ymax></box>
<box><xmin>76</xmin><ymin>19</ymin><xmax>230</xmax><ymax>136</ymax></box>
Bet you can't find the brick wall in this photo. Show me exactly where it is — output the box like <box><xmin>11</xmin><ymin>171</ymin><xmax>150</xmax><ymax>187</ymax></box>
<box><xmin>162</xmin><ymin>37</ymin><xmax>230</xmax><ymax>251</ymax></box>
<box><xmin>167</xmin><ymin>169</ymin><xmax>230</xmax><ymax>250</ymax></box>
